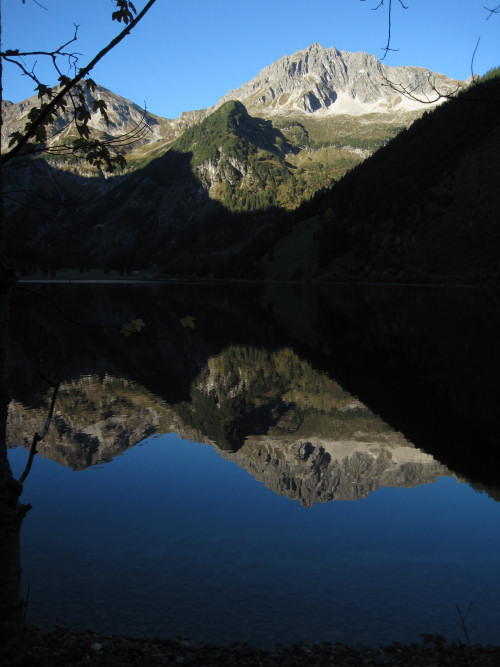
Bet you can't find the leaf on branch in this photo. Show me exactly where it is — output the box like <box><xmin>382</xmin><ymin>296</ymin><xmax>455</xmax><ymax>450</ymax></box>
<box><xmin>180</xmin><ymin>315</ymin><xmax>196</xmax><ymax>329</ymax></box>
<box><xmin>86</xmin><ymin>78</ymin><xmax>97</xmax><ymax>92</ymax></box>
<box><xmin>58</xmin><ymin>74</ymin><xmax>71</xmax><ymax>87</ymax></box>
<box><xmin>112</xmin><ymin>0</ymin><xmax>137</xmax><ymax>24</ymax></box>
<box><xmin>55</xmin><ymin>97</ymin><xmax>68</xmax><ymax>112</ymax></box>
<box><xmin>36</xmin><ymin>83</ymin><xmax>53</xmax><ymax>100</ymax></box>
<box><xmin>120</xmin><ymin>318</ymin><xmax>146</xmax><ymax>336</ymax></box>
<box><xmin>8</xmin><ymin>131</ymin><xmax>36</xmax><ymax>153</ymax></box>
<box><xmin>93</xmin><ymin>99</ymin><xmax>110</xmax><ymax>124</ymax></box>
<box><xmin>111</xmin><ymin>154</ymin><xmax>127</xmax><ymax>170</ymax></box>
<box><xmin>8</xmin><ymin>131</ymin><xmax>24</xmax><ymax>148</ymax></box>
<box><xmin>76</xmin><ymin>123</ymin><xmax>91</xmax><ymax>139</ymax></box>
<box><xmin>76</xmin><ymin>105</ymin><xmax>92</xmax><ymax>123</ymax></box>
<box><xmin>34</xmin><ymin>124</ymin><xmax>48</xmax><ymax>143</ymax></box>
<box><xmin>27</xmin><ymin>107</ymin><xmax>41</xmax><ymax>122</ymax></box>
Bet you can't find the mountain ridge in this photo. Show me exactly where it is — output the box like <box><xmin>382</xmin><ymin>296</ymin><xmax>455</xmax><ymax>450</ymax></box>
<box><xmin>4</xmin><ymin>44</ymin><xmax>497</xmax><ymax>285</ymax></box>
<box><xmin>2</xmin><ymin>43</ymin><xmax>464</xmax><ymax>165</ymax></box>
<box><xmin>214</xmin><ymin>42</ymin><xmax>464</xmax><ymax>117</ymax></box>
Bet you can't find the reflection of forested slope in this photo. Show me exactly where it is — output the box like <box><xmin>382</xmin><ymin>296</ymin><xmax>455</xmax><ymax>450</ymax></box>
<box><xmin>173</xmin><ymin>346</ymin><xmax>451</xmax><ymax>504</ymax></box>
<box><xmin>272</xmin><ymin>74</ymin><xmax>500</xmax><ymax>284</ymax></box>
<box><xmin>8</xmin><ymin>283</ymin><xmax>274</xmax><ymax>404</ymax></box>
<box><xmin>7</xmin><ymin>348</ymin><xmax>451</xmax><ymax>502</ymax></box>
<box><xmin>173</xmin><ymin>346</ymin><xmax>387</xmax><ymax>451</ymax></box>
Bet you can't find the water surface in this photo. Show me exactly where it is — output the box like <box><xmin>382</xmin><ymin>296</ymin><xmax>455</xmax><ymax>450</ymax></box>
<box><xmin>7</xmin><ymin>283</ymin><xmax>500</xmax><ymax>647</ymax></box>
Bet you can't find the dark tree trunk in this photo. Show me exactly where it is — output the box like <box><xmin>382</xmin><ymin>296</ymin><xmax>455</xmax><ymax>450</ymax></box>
<box><xmin>0</xmin><ymin>279</ymin><xmax>24</xmax><ymax>664</ymax></box>
<box><xmin>0</xmin><ymin>17</ymin><xmax>25</xmax><ymax>660</ymax></box>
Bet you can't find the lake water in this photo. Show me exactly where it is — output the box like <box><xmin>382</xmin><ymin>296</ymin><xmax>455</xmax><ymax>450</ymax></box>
<box><xmin>6</xmin><ymin>282</ymin><xmax>500</xmax><ymax>647</ymax></box>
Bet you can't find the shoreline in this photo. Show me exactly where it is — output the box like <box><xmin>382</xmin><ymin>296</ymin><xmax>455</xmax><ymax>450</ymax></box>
<box><xmin>17</xmin><ymin>277</ymin><xmax>489</xmax><ymax>289</ymax></box>
<box><xmin>21</xmin><ymin>625</ymin><xmax>500</xmax><ymax>666</ymax></box>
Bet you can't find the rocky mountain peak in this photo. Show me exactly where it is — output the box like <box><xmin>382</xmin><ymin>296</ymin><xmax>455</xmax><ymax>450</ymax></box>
<box><xmin>215</xmin><ymin>43</ymin><xmax>465</xmax><ymax>117</ymax></box>
<box><xmin>1</xmin><ymin>83</ymin><xmax>163</xmax><ymax>153</ymax></box>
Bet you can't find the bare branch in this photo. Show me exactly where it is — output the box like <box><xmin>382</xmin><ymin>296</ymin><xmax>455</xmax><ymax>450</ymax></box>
<box><xmin>17</xmin><ymin>379</ymin><xmax>61</xmax><ymax>484</ymax></box>
<box><xmin>362</xmin><ymin>0</ymin><xmax>409</xmax><ymax>60</ymax></box>
<box><xmin>2</xmin><ymin>23</ymin><xmax>80</xmax><ymax>59</ymax></box>
<box><xmin>1</xmin><ymin>24</ymin><xmax>81</xmax><ymax>89</ymax></box>
<box><xmin>484</xmin><ymin>4</ymin><xmax>500</xmax><ymax>19</ymax></box>
<box><xmin>471</xmin><ymin>37</ymin><xmax>481</xmax><ymax>81</ymax></box>
<box><xmin>380</xmin><ymin>69</ymin><xmax>464</xmax><ymax>104</ymax></box>
<box><xmin>456</xmin><ymin>602</ymin><xmax>473</xmax><ymax>646</ymax></box>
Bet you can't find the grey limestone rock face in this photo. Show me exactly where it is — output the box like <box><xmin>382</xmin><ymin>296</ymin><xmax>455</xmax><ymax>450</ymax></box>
<box><xmin>215</xmin><ymin>43</ymin><xmax>464</xmax><ymax>117</ymax></box>
<box><xmin>218</xmin><ymin>437</ymin><xmax>451</xmax><ymax>506</ymax></box>
<box><xmin>1</xmin><ymin>83</ymin><xmax>163</xmax><ymax>153</ymax></box>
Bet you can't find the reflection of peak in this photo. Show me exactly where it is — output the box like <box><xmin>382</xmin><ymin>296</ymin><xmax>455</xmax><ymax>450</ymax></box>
<box><xmin>4</xmin><ymin>353</ymin><xmax>451</xmax><ymax>502</ymax></box>
<box><xmin>218</xmin><ymin>437</ymin><xmax>451</xmax><ymax>506</ymax></box>
<box><xmin>7</xmin><ymin>376</ymin><xmax>168</xmax><ymax>470</ymax></box>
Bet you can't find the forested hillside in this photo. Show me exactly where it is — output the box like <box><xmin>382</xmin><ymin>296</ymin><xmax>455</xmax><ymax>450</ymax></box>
<box><xmin>4</xmin><ymin>54</ymin><xmax>497</xmax><ymax>284</ymax></box>
<box><xmin>263</xmin><ymin>72</ymin><xmax>500</xmax><ymax>284</ymax></box>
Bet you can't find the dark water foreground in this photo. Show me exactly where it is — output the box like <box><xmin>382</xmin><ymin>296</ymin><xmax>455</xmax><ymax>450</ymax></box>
<box><xmin>7</xmin><ymin>282</ymin><xmax>500</xmax><ymax>649</ymax></box>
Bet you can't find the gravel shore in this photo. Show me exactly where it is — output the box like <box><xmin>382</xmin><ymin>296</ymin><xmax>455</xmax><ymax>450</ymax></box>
<box><xmin>18</xmin><ymin>626</ymin><xmax>500</xmax><ymax>666</ymax></box>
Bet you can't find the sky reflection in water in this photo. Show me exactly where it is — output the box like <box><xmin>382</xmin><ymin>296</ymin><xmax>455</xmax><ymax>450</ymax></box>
<box><xmin>8</xmin><ymin>433</ymin><xmax>500</xmax><ymax>648</ymax></box>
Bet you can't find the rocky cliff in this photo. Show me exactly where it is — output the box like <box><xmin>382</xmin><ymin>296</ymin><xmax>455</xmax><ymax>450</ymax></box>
<box><xmin>219</xmin><ymin>436</ymin><xmax>449</xmax><ymax>506</ymax></box>
<box><xmin>1</xmin><ymin>84</ymin><xmax>173</xmax><ymax>166</ymax></box>
<box><xmin>215</xmin><ymin>43</ymin><xmax>464</xmax><ymax>117</ymax></box>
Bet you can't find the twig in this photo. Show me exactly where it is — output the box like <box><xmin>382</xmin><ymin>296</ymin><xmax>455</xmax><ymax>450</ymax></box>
<box><xmin>18</xmin><ymin>378</ymin><xmax>60</xmax><ymax>484</ymax></box>
<box><xmin>362</xmin><ymin>0</ymin><xmax>409</xmax><ymax>60</ymax></box>
<box><xmin>456</xmin><ymin>602</ymin><xmax>473</xmax><ymax>646</ymax></box>
<box><xmin>484</xmin><ymin>4</ymin><xmax>500</xmax><ymax>19</ymax></box>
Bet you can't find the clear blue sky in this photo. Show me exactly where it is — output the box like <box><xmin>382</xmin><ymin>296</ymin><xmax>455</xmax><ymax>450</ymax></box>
<box><xmin>2</xmin><ymin>0</ymin><xmax>499</xmax><ymax>119</ymax></box>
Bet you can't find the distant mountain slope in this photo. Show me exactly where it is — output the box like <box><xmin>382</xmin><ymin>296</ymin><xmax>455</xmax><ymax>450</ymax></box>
<box><xmin>5</xmin><ymin>45</ymin><xmax>487</xmax><ymax>281</ymax></box>
<box><xmin>3</xmin><ymin>103</ymin><xmax>290</xmax><ymax>275</ymax></box>
<box><xmin>2</xmin><ymin>44</ymin><xmax>463</xmax><ymax>173</ymax></box>
<box><xmin>171</xmin><ymin>100</ymin><xmax>295</xmax><ymax>207</ymax></box>
<box><xmin>1</xmin><ymin>84</ymin><xmax>175</xmax><ymax>167</ymax></box>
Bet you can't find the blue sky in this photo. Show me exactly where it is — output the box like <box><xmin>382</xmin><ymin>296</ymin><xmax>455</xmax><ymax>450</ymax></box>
<box><xmin>2</xmin><ymin>0</ymin><xmax>499</xmax><ymax>119</ymax></box>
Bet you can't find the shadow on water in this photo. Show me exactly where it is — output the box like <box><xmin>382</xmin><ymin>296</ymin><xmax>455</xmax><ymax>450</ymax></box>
<box><xmin>8</xmin><ymin>280</ymin><xmax>500</xmax><ymax>489</ymax></box>
<box><xmin>262</xmin><ymin>283</ymin><xmax>500</xmax><ymax>489</ymax></box>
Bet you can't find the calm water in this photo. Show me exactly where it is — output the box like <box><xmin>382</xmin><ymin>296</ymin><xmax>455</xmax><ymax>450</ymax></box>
<box><xmin>6</xmin><ymin>283</ymin><xmax>500</xmax><ymax>647</ymax></box>
<box><xmin>8</xmin><ymin>435</ymin><xmax>500</xmax><ymax>647</ymax></box>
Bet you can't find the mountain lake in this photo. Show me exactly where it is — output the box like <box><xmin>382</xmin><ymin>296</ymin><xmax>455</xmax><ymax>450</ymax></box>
<box><xmin>6</xmin><ymin>282</ymin><xmax>500</xmax><ymax>648</ymax></box>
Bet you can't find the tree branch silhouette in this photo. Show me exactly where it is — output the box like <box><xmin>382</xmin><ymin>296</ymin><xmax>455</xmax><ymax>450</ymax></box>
<box><xmin>17</xmin><ymin>378</ymin><xmax>60</xmax><ymax>486</ymax></box>
<box><xmin>361</xmin><ymin>0</ymin><xmax>408</xmax><ymax>59</ymax></box>
<box><xmin>2</xmin><ymin>0</ymin><xmax>158</xmax><ymax>170</ymax></box>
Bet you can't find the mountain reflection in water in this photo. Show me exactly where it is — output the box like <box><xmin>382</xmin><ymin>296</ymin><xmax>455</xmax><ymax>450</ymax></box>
<box><xmin>6</xmin><ymin>282</ymin><xmax>500</xmax><ymax>646</ymax></box>
<box><xmin>8</xmin><ymin>347</ymin><xmax>450</xmax><ymax>505</ymax></box>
